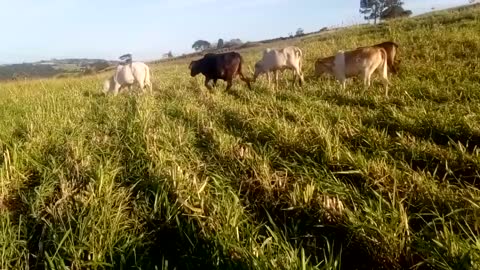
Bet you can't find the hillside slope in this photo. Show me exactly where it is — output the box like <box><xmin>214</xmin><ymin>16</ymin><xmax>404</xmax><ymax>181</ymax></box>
<box><xmin>0</xmin><ymin>59</ymin><xmax>118</xmax><ymax>81</ymax></box>
<box><xmin>0</xmin><ymin>6</ymin><xmax>480</xmax><ymax>270</ymax></box>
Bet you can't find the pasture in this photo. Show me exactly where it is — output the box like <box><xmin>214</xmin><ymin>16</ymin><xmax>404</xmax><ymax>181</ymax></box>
<box><xmin>1</xmin><ymin>6</ymin><xmax>480</xmax><ymax>269</ymax></box>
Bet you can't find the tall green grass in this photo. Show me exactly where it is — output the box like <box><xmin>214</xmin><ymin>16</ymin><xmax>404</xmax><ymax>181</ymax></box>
<box><xmin>1</xmin><ymin>6</ymin><xmax>480</xmax><ymax>269</ymax></box>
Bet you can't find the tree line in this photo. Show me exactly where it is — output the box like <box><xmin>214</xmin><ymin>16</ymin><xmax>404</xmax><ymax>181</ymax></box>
<box><xmin>191</xmin><ymin>38</ymin><xmax>244</xmax><ymax>52</ymax></box>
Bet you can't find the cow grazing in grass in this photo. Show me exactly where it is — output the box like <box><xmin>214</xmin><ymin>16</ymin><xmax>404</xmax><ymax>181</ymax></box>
<box><xmin>315</xmin><ymin>47</ymin><xmax>390</xmax><ymax>96</ymax></box>
<box><xmin>359</xmin><ymin>41</ymin><xmax>400</xmax><ymax>74</ymax></box>
<box><xmin>103</xmin><ymin>62</ymin><xmax>152</xmax><ymax>95</ymax></box>
<box><xmin>253</xmin><ymin>46</ymin><xmax>304</xmax><ymax>89</ymax></box>
<box><xmin>189</xmin><ymin>52</ymin><xmax>251</xmax><ymax>91</ymax></box>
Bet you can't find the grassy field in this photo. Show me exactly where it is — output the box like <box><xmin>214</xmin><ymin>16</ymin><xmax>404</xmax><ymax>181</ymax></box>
<box><xmin>1</xmin><ymin>6</ymin><xmax>480</xmax><ymax>270</ymax></box>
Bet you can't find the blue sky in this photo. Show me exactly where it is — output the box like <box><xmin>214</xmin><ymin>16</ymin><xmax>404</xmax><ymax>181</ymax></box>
<box><xmin>0</xmin><ymin>0</ymin><xmax>470</xmax><ymax>64</ymax></box>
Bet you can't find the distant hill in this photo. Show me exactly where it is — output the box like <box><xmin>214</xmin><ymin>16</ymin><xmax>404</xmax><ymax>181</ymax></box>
<box><xmin>0</xmin><ymin>59</ymin><xmax>119</xmax><ymax>81</ymax></box>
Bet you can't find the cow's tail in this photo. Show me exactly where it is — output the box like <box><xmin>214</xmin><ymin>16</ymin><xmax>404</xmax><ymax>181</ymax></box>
<box><xmin>391</xmin><ymin>42</ymin><xmax>399</xmax><ymax>74</ymax></box>
<box><xmin>380</xmin><ymin>48</ymin><xmax>390</xmax><ymax>95</ymax></box>
<box><xmin>238</xmin><ymin>56</ymin><xmax>252</xmax><ymax>90</ymax></box>
<box><xmin>144</xmin><ymin>65</ymin><xmax>152</xmax><ymax>92</ymax></box>
<box><xmin>381</xmin><ymin>49</ymin><xmax>388</xmax><ymax>80</ymax></box>
<box><xmin>333</xmin><ymin>50</ymin><xmax>346</xmax><ymax>82</ymax></box>
<box><xmin>295</xmin><ymin>47</ymin><xmax>304</xmax><ymax>72</ymax></box>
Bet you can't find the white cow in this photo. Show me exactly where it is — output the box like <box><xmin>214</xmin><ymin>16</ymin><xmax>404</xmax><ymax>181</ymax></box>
<box><xmin>103</xmin><ymin>62</ymin><xmax>152</xmax><ymax>95</ymax></box>
<box><xmin>253</xmin><ymin>46</ymin><xmax>304</xmax><ymax>89</ymax></box>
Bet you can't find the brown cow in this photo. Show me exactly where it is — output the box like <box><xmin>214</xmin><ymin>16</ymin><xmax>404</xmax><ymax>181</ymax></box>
<box><xmin>315</xmin><ymin>47</ymin><xmax>390</xmax><ymax>95</ymax></box>
<box><xmin>359</xmin><ymin>41</ymin><xmax>399</xmax><ymax>74</ymax></box>
<box><xmin>189</xmin><ymin>52</ymin><xmax>251</xmax><ymax>91</ymax></box>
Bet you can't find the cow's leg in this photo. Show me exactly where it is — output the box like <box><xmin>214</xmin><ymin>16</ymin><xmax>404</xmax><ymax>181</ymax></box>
<box><xmin>368</xmin><ymin>69</ymin><xmax>377</xmax><ymax>88</ymax></box>
<box><xmin>274</xmin><ymin>70</ymin><xmax>279</xmax><ymax>91</ymax></box>
<box><xmin>338</xmin><ymin>79</ymin><xmax>346</xmax><ymax>90</ymax></box>
<box><xmin>361</xmin><ymin>69</ymin><xmax>371</xmax><ymax>89</ymax></box>
<box><xmin>128</xmin><ymin>85</ymin><xmax>136</xmax><ymax>95</ymax></box>
<box><xmin>281</xmin><ymin>70</ymin><xmax>285</xmax><ymax>88</ymax></box>
<box><xmin>298</xmin><ymin>57</ymin><xmax>305</xmax><ymax>85</ymax></box>
<box><xmin>291</xmin><ymin>68</ymin><xmax>298</xmax><ymax>87</ymax></box>
<box><xmin>294</xmin><ymin>67</ymin><xmax>304</xmax><ymax>87</ymax></box>
<box><xmin>113</xmin><ymin>85</ymin><xmax>121</xmax><ymax>96</ymax></box>
<box><xmin>122</xmin><ymin>84</ymin><xmax>132</xmax><ymax>94</ymax></box>
<box><xmin>237</xmin><ymin>70</ymin><xmax>251</xmax><ymax>90</ymax></box>
<box><xmin>299</xmin><ymin>69</ymin><xmax>305</xmax><ymax>86</ymax></box>
<box><xmin>226</xmin><ymin>77</ymin><xmax>233</xmax><ymax>91</ymax></box>
<box><xmin>362</xmin><ymin>72</ymin><xmax>368</xmax><ymax>88</ymax></box>
<box><xmin>267</xmin><ymin>72</ymin><xmax>271</xmax><ymax>88</ymax></box>
<box><xmin>383</xmin><ymin>80</ymin><xmax>390</xmax><ymax>97</ymax></box>
<box><xmin>138</xmin><ymin>81</ymin><xmax>146</xmax><ymax>93</ymax></box>
<box><xmin>204</xmin><ymin>78</ymin><xmax>213</xmax><ymax>91</ymax></box>
<box><xmin>213</xmin><ymin>79</ymin><xmax>218</xmax><ymax>88</ymax></box>
<box><xmin>365</xmin><ymin>69</ymin><xmax>376</xmax><ymax>94</ymax></box>
<box><xmin>146</xmin><ymin>81</ymin><xmax>153</xmax><ymax>93</ymax></box>
<box><xmin>378</xmin><ymin>65</ymin><xmax>390</xmax><ymax>97</ymax></box>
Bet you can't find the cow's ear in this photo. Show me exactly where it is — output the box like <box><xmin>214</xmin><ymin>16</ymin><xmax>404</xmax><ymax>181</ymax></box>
<box><xmin>188</xmin><ymin>62</ymin><xmax>194</xmax><ymax>69</ymax></box>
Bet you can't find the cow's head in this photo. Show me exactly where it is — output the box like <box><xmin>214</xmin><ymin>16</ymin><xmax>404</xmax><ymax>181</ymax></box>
<box><xmin>314</xmin><ymin>58</ymin><xmax>334</xmax><ymax>77</ymax></box>
<box><xmin>189</xmin><ymin>60</ymin><xmax>201</xmax><ymax>77</ymax></box>
<box><xmin>252</xmin><ymin>61</ymin><xmax>265</xmax><ymax>82</ymax></box>
<box><xmin>102</xmin><ymin>76</ymin><xmax>121</xmax><ymax>95</ymax></box>
<box><xmin>102</xmin><ymin>76</ymin><xmax>114</xmax><ymax>93</ymax></box>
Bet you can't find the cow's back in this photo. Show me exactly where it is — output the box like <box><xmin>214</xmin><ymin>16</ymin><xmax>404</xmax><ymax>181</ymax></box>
<box><xmin>203</xmin><ymin>52</ymin><xmax>242</xmax><ymax>78</ymax></box>
<box><xmin>283</xmin><ymin>46</ymin><xmax>302</xmax><ymax>64</ymax></box>
<box><xmin>344</xmin><ymin>47</ymin><xmax>383</xmax><ymax>77</ymax></box>
<box><xmin>374</xmin><ymin>41</ymin><xmax>398</xmax><ymax>50</ymax></box>
<box><xmin>274</xmin><ymin>46</ymin><xmax>302</xmax><ymax>67</ymax></box>
<box><xmin>219</xmin><ymin>52</ymin><xmax>242</xmax><ymax>66</ymax></box>
<box><xmin>115</xmin><ymin>65</ymin><xmax>135</xmax><ymax>85</ymax></box>
<box><xmin>131</xmin><ymin>62</ymin><xmax>149</xmax><ymax>82</ymax></box>
<box><xmin>374</xmin><ymin>42</ymin><xmax>397</xmax><ymax>55</ymax></box>
<box><xmin>261</xmin><ymin>49</ymin><xmax>286</xmax><ymax>67</ymax></box>
<box><xmin>199</xmin><ymin>55</ymin><xmax>220</xmax><ymax>77</ymax></box>
<box><xmin>281</xmin><ymin>46</ymin><xmax>302</xmax><ymax>56</ymax></box>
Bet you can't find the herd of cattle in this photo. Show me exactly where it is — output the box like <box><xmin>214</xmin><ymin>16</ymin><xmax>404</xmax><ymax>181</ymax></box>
<box><xmin>103</xmin><ymin>41</ymin><xmax>399</xmax><ymax>96</ymax></box>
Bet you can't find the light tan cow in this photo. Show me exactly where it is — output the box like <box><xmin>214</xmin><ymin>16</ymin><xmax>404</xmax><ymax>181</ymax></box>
<box><xmin>315</xmin><ymin>47</ymin><xmax>390</xmax><ymax>96</ymax></box>
<box><xmin>358</xmin><ymin>41</ymin><xmax>399</xmax><ymax>74</ymax></box>
<box><xmin>253</xmin><ymin>46</ymin><xmax>304</xmax><ymax>89</ymax></box>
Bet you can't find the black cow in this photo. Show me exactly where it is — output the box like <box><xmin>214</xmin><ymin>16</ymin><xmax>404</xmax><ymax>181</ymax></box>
<box><xmin>189</xmin><ymin>52</ymin><xmax>252</xmax><ymax>91</ymax></box>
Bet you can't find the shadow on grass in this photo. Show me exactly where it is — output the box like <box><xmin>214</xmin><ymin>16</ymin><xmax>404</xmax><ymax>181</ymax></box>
<box><xmin>393</xmin><ymin>143</ymin><xmax>480</xmax><ymax>187</ymax></box>
<box><xmin>104</xmin><ymin>96</ymin><xmax>251</xmax><ymax>269</ymax></box>
<box><xmin>323</xmin><ymin>92</ymin><xmax>380</xmax><ymax>109</ymax></box>
<box><xmin>363</xmin><ymin>109</ymin><xmax>480</xmax><ymax>152</ymax></box>
<box><xmin>0</xmin><ymin>166</ymin><xmax>45</xmax><ymax>269</ymax></box>
<box><xmin>185</xmin><ymin>108</ymin><xmax>408</xmax><ymax>269</ymax></box>
<box><xmin>345</xmin><ymin>110</ymin><xmax>480</xmax><ymax>186</ymax></box>
<box><xmin>82</xmin><ymin>91</ymin><xmax>106</xmax><ymax>98</ymax></box>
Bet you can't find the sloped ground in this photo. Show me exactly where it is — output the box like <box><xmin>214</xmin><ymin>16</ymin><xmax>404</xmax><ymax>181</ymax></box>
<box><xmin>0</xmin><ymin>6</ymin><xmax>479</xmax><ymax>269</ymax></box>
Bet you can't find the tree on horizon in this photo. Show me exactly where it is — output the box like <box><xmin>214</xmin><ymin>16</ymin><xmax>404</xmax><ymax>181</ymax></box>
<box><xmin>192</xmin><ymin>40</ymin><xmax>211</xmax><ymax>51</ymax></box>
<box><xmin>296</xmin><ymin>28</ymin><xmax>305</xmax><ymax>37</ymax></box>
<box><xmin>360</xmin><ymin>0</ymin><xmax>410</xmax><ymax>24</ymax></box>
<box><xmin>217</xmin><ymin>39</ymin><xmax>224</xmax><ymax>49</ymax></box>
